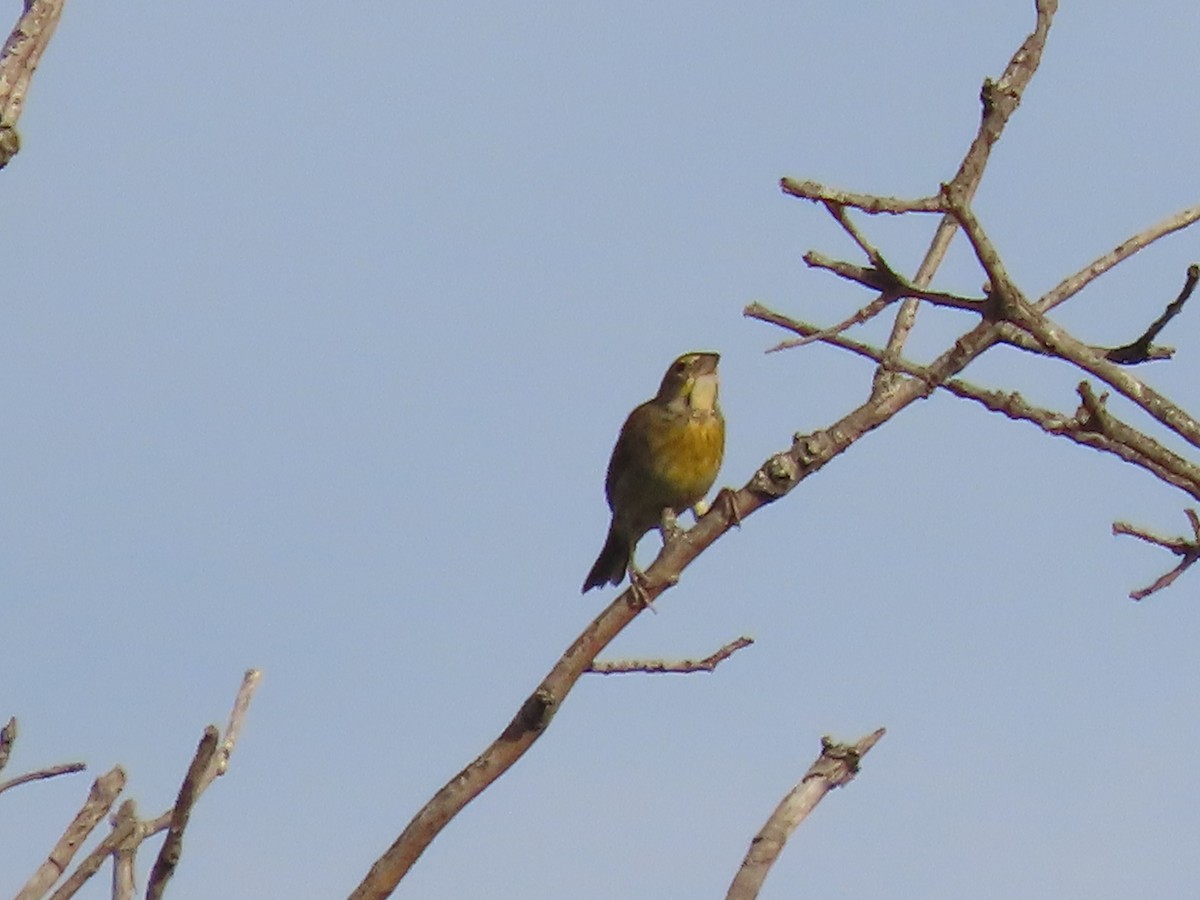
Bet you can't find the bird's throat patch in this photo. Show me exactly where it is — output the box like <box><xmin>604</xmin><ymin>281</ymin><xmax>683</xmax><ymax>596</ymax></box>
<box><xmin>690</xmin><ymin>374</ymin><xmax>718</xmax><ymax>411</ymax></box>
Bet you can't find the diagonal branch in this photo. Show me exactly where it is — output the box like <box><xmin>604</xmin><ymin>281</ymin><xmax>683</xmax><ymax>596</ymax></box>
<box><xmin>46</xmin><ymin>804</ymin><xmax>139</xmax><ymax>900</ymax></box>
<box><xmin>0</xmin><ymin>0</ymin><xmax>66</xmax><ymax>168</ymax></box>
<box><xmin>873</xmin><ymin>0</ymin><xmax>1059</xmax><ymax>389</ymax></box>
<box><xmin>15</xmin><ymin>766</ymin><xmax>127</xmax><ymax>900</ymax></box>
<box><xmin>726</xmin><ymin>729</ymin><xmax>886</xmax><ymax>900</ymax></box>
<box><xmin>146</xmin><ymin>726</ymin><xmax>220</xmax><ymax>900</ymax></box>
<box><xmin>1039</xmin><ymin>208</ymin><xmax>1200</xmax><ymax>313</ymax></box>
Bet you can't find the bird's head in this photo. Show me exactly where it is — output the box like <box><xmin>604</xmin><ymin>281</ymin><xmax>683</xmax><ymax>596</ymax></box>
<box><xmin>655</xmin><ymin>351</ymin><xmax>720</xmax><ymax>412</ymax></box>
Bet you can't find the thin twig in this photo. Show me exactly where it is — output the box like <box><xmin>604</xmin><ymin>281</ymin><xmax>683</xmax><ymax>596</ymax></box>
<box><xmin>823</xmin><ymin>201</ymin><xmax>889</xmax><ymax>269</ymax></box>
<box><xmin>587</xmin><ymin>637</ymin><xmax>754</xmax><ymax>674</ymax></box>
<box><xmin>763</xmin><ymin>247</ymin><xmax>986</xmax><ymax>354</ymax></box>
<box><xmin>1113</xmin><ymin>511</ymin><xmax>1200</xmax><ymax>600</ymax></box>
<box><xmin>779</xmin><ymin>178</ymin><xmax>942</xmax><ymax>214</ymax></box>
<box><xmin>1104</xmin><ymin>264</ymin><xmax>1200</xmax><ymax>364</ymax></box>
<box><xmin>726</xmin><ymin>729</ymin><xmax>886</xmax><ymax>900</ymax></box>
<box><xmin>0</xmin><ymin>762</ymin><xmax>86</xmax><ymax>796</ymax></box>
<box><xmin>765</xmin><ymin>294</ymin><xmax>897</xmax><ymax>353</ymax></box>
<box><xmin>803</xmin><ymin>252</ymin><xmax>988</xmax><ymax>312</ymax></box>
<box><xmin>1039</xmin><ymin>208</ymin><xmax>1200</xmax><ymax>313</ymax></box>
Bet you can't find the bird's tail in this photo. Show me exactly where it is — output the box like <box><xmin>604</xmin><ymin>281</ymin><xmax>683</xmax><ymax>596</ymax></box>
<box><xmin>582</xmin><ymin>524</ymin><xmax>629</xmax><ymax>593</ymax></box>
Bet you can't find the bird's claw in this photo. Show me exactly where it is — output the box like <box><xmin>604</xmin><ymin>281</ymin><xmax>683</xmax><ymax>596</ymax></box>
<box><xmin>658</xmin><ymin>507</ymin><xmax>683</xmax><ymax>542</ymax></box>
<box><xmin>628</xmin><ymin>567</ymin><xmax>657</xmax><ymax>613</ymax></box>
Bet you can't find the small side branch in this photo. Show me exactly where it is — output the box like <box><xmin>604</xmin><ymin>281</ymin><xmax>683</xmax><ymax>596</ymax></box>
<box><xmin>803</xmin><ymin>252</ymin><xmax>987</xmax><ymax>312</ymax></box>
<box><xmin>1040</xmin><ymin>209</ymin><xmax>1200</xmax><ymax>312</ymax></box>
<box><xmin>1113</xmin><ymin>510</ymin><xmax>1200</xmax><ymax>600</ymax></box>
<box><xmin>726</xmin><ymin>729</ymin><xmax>886</xmax><ymax>900</ymax></box>
<box><xmin>1104</xmin><ymin>264</ymin><xmax>1199</xmax><ymax>364</ymax></box>
<box><xmin>779</xmin><ymin>178</ymin><xmax>942</xmax><ymax>214</ymax></box>
<box><xmin>0</xmin><ymin>761</ymin><xmax>87</xmax><ymax>797</ymax></box>
<box><xmin>587</xmin><ymin>637</ymin><xmax>754</xmax><ymax>675</ymax></box>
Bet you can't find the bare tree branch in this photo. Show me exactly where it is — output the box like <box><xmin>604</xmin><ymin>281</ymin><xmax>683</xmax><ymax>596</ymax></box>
<box><xmin>1104</xmin><ymin>264</ymin><xmax>1199</xmax><ymax>364</ymax></box>
<box><xmin>46</xmin><ymin>804</ymin><xmax>139</xmax><ymax>900</ymax></box>
<box><xmin>1113</xmin><ymin>511</ymin><xmax>1200</xmax><ymax>600</ymax></box>
<box><xmin>111</xmin><ymin>801</ymin><xmax>139</xmax><ymax>900</ymax></box>
<box><xmin>726</xmin><ymin>729</ymin><xmax>886</xmax><ymax>900</ymax></box>
<box><xmin>16</xmin><ymin>766</ymin><xmax>126</xmax><ymax>900</ymax></box>
<box><xmin>872</xmin><ymin>0</ymin><xmax>1059</xmax><ymax>390</ymax></box>
<box><xmin>0</xmin><ymin>762</ymin><xmax>87</xmax><ymax>797</ymax></box>
<box><xmin>146</xmin><ymin>726</ymin><xmax>220</xmax><ymax>900</ymax></box>
<box><xmin>0</xmin><ymin>0</ymin><xmax>66</xmax><ymax>168</ymax></box>
<box><xmin>943</xmin><ymin>183</ymin><xmax>1200</xmax><ymax>452</ymax></box>
<box><xmin>586</xmin><ymin>637</ymin><xmax>754</xmax><ymax>675</ymax></box>
<box><xmin>29</xmin><ymin>670</ymin><xmax>262</xmax><ymax>899</ymax></box>
<box><xmin>778</xmin><ymin>178</ymin><xmax>942</xmax><ymax>214</ymax></box>
<box><xmin>802</xmin><ymin>252</ymin><xmax>987</xmax><ymax>312</ymax></box>
<box><xmin>0</xmin><ymin>716</ymin><xmax>16</xmax><ymax>775</ymax></box>
<box><xmin>1040</xmin><ymin>209</ymin><xmax>1200</xmax><ymax>313</ymax></box>
<box><xmin>140</xmin><ymin>668</ymin><xmax>262</xmax><ymax>838</ymax></box>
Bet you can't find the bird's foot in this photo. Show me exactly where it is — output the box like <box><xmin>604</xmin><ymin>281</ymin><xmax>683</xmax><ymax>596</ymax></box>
<box><xmin>627</xmin><ymin>567</ymin><xmax>658</xmax><ymax>613</ymax></box>
<box><xmin>658</xmin><ymin>507</ymin><xmax>683</xmax><ymax>542</ymax></box>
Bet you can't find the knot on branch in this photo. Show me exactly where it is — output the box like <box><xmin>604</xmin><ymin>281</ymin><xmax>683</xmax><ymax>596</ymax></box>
<box><xmin>751</xmin><ymin>453</ymin><xmax>799</xmax><ymax>498</ymax></box>
<box><xmin>1073</xmin><ymin>382</ymin><xmax>1110</xmax><ymax>434</ymax></box>
<box><xmin>0</xmin><ymin>126</ymin><xmax>19</xmax><ymax>169</ymax></box>
<box><xmin>503</xmin><ymin>688</ymin><xmax>556</xmax><ymax>741</ymax></box>
<box><xmin>802</xmin><ymin>731</ymin><xmax>885</xmax><ymax>788</ymax></box>
<box><xmin>793</xmin><ymin>431</ymin><xmax>835</xmax><ymax>468</ymax></box>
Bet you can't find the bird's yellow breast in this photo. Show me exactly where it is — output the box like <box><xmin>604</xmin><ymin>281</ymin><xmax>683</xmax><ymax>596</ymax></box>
<box><xmin>645</xmin><ymin>410</ymin><xmax>725</xmax><ymax>505</ymax></box>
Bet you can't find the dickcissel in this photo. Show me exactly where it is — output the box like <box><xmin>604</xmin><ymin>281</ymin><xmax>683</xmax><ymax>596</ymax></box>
<box><xmin>582</xmin><ymin>351</ymin><xmax>725</xmax><ymax>592</ymax></box>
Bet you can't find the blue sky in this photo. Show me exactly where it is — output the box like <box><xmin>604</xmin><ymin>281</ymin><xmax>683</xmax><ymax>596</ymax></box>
<box><xmin>3</xmin><ymin>3</ymin><xmax>1200</xmax><ymax>898</ymax></box>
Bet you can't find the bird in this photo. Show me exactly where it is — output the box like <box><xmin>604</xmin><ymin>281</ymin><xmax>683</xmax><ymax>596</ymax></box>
<box><xmin>582</xmin><ymin>351</ymin><xmax>725</xmax><ymax>592</ymax></box>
